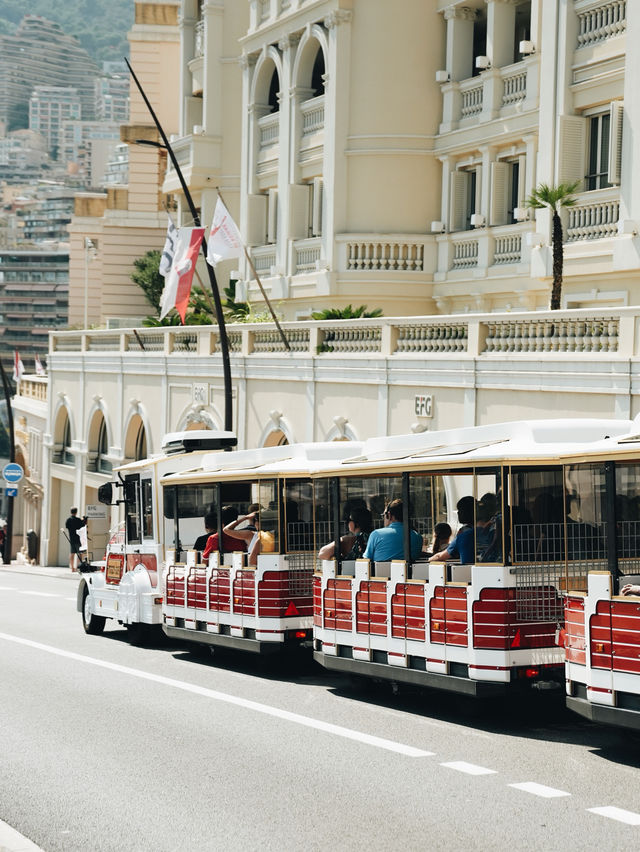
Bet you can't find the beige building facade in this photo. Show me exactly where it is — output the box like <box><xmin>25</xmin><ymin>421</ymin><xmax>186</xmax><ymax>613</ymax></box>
<box><xmin>20</xmin><ymin>0</ymin><xmax>640</xmax><ymax>564</ymax></box>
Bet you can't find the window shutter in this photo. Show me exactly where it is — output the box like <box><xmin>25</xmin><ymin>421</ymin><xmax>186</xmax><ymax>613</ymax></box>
<box><xmin>267</xmin><ymin>188</ymin><xmax>278</xmax><ymax>244</ymax></box>
<box><xmin>490</xmin><ymin>162</ymin><xmax>510</xmax><ymax>226</ymax></box>
<box><xmin>557</xmin><ymin>115</ymin><xmax>587</xmax><ymax>188</ymax></box>
<box><xmin>246</xmin><ymin>194</ymin><xmax>267</xmax><ymax>246</ymax></box>
<box><xmin>449</xmin><ymin>171</ymin><xmax>469</xmax><ymax>232</ymax></box>
<box><xmin>288</xmin><ymin>183</ymin><xmax>310</xmax><ymax>240</ymax></box>
<box><xmin>608</xmin><ymin>101</ymin><xmax>624</xmax><ymax>185</ymax></box>
<box><xmin>311</xmin><ymin>177</ymin><xmax>324</xmax><ymax>237</ymax></box>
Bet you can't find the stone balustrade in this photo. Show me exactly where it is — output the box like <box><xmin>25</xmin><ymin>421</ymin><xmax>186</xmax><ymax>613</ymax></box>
<box><xmin>50</xmin><ymin>307</ymin><xmax>640</xmax><ymax>360</ymax></box>
<box><xmin>345</xmin><ymin>238</ymin><xmax>425</xmax><ymax>272</ymax></box>
<box><xmin>460</xmin><ymin>80</ymin><xmax>483</xmax><ymax>118</ymax></box>
<box><xmin>301</xmin><ymin>96</ymin><xmax>325</xmax><ymax>135</ymax></box>
<box><xmin>566</xmin><ymin>191</ymin><xmax>620</xmax><ymax>242</ymax></box>
<box><xmin>18</xmin><ymin>377</ymin><xmax>47</xmax><ymax>402</ymax></box>
<box><xmin>577</xmin><ymin>1</ymin><xmax>626</xmax><ymax>47</ymax></box>
<box><xmin>258</xmin><ymin>113</ymin><xmax>279</xmax><ymax>149</ymax></box>
<box><xmin>451</xmin><ymin>238</ymin><xmax>479</xmax><ymax>269</ymax></box>
<box><xmin>251</xmin><ymin>246</ymin><xmax>277</xmax><ymax>274</ymax></box>
<box><xmin>294</xmin><ymin>239</ymin><xmax>322</xmax><ymax>274</ymax></box>
<box><xmin>493</xmin><ymin>234</ymin><xmax>522</xmax><ymax>265</ymax></box>
<box><xmin>501</xmin><ymin>68</ymin><xmax>527</xmax><ymax>106</ymax></box>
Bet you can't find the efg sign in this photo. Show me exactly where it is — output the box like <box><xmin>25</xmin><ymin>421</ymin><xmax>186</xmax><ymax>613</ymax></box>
<box><xmin>414</xmin><ymin>394</ymin><xmax>433</xmax><ymax>418</ymax></box>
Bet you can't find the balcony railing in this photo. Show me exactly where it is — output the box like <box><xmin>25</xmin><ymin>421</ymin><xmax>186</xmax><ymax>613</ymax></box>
<box><xmin>293</xmin><ymin>238</ymin><xmax>322</xmax><ymax>274</ymax></box>
<box><xmin>345</xmin><ymin>238</ymin><xmax>425</xmax><ymax>272</ymax></box>
<box><xmin>301</xmin><ymin>96</ymin><xmax>325</xmax><ymax>136</ymax></box>
<box><xmin>493</xmin><ymin>233</ymin><xmax>522</xmax><ymax>265</ymax></box>
<box><xmin>49</xmin><ymin>307</ymin><xmax>638</xmax><ymax>359</ymax></box>
<box><xmin>258</xmin><ymin>113</ymin><xmax>279</xmax><ymax>150</ymax></box>
<box><xmin>501</xmin><ymin>68</ymin><xmax>527</xmax><ymax>107</ymax></box>
<box><xmin>460</xmin><ymin>80</ymin><xmax>483</xmax><ymax>118</ymax></box>
<box><xmin>576</xmin><ymin>1</ymin><xmax>626</xmax><ymax>48</ymax></box>
<box><xmin>251</xmin><ymin>245</ymin><xmax>277</xmax><ymax>275</ymax></box>
<box><xmin>451</xmin><ymin>238</ymin><xmax>479</xmax><ymax>269</ymax></box>
<box><xmin>565</xmin><ymin>190</ymin><xmax>620</xmax><ymax>242</ymax></box>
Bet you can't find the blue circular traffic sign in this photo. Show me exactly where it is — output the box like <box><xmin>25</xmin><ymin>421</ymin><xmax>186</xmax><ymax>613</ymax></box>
<box><xmin>3</xmin><ymin>462</ymin><xmax>24</xmax><ymax>484</ymax></box>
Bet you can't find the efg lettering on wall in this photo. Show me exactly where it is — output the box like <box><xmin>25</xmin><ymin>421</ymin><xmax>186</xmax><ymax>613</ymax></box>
<box><xmin>414</xmin><ymin>394</ymin><xmax>433</xmax><ymax>418</ymax></box>
<box><xmin>193</xmin><ymin>383</ymin><xmax>208</xmax><ymax>405</ymax></box>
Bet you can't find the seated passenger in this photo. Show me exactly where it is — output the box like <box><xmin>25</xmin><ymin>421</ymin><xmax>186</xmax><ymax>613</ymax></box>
<box><xmin>223</xmin><ymin>508</ymin><xmax>275</xmax><ymax>566</ymax></box>
<box><xmin>318</xmin><ymin>507</ymin><xmax>373</xmax><ymax>561</ymax></box>
<box><xmin>363</xmin><ymin>499</ymin><xmax>422</xmax><ymax>562</ymax></box>
<box><xmin>622</xmin><ymin>584</ymin><xmax>640</xmax><ymax>596</ymax></box>
<box><xmin>430</xmin><ymin>496</ymin><xmax>475</xmax><ymax>564</ymax></box>
<box><xmin>194</xmin><ymin>512</ymin><xmax>216</xmax><ymax>553</ymax></box>
<box><xmin>202</xmin><ymin>506</ymin><xmax>248</xmax><ymax>560</ymax></box>
<box><xmin>476</xmin><ymin>493</ymin><xmax>498</xmax><ymax>561</ymax></box>
<box><xmin>423</xmin><ymin>522</ymin><xmax>452</xmax><ymax>558</ymax></box>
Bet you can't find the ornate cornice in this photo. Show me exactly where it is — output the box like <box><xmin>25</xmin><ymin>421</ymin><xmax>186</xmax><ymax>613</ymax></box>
<box><xmin>444</xmin><ymin>6</ymin><xmax>477</xmax><ymax>22</ymax></box>
<box><xmin>324</xmin><ymin>9</ymin><xmax>352</xmax><ymax>29</ymax></box>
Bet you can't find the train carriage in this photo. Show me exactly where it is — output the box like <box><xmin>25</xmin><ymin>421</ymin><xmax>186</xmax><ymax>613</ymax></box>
<box><xmin>311</xmin><ymin>418</ymin><xmax>639</xmax><ymax>698</ymax></box>
<box><xmin>159</xmin><ymin>441</ymin><xmax>363</xmax><ymax>653</ymax></box>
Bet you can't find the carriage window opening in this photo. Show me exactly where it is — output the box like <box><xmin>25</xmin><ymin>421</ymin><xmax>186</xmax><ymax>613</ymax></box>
<box><xmin>564</xmin><ymin>464</ymin><xmax>607</xmax><ymax>562</ymax></box>
<box><xmin>284</xmin><ymin>479</ymin><xmax>315</xmax><ymax>552</ymax></box>
<box><xmin>474</xmin><ymin>468</ymin><xmax>502</xmax><ymax>563</ymax></box>
<box><xmin>125</xmin><ymin>475</ymin><xmax>141</xmax><ymax>544</ymax></box>
<box><xmin>615</xmin><ymin>464</ymin><xmax>640</xmax><ymax>562</ymax></box>
<box><xmin>142</xmin><ymin>479</ymin><xmax>153</xmax><ymax>539</ymax></box>
<box><xmin>509</xmin><ymin>467</ymin><xmax>564</xmax><ymax>564</ymax></box>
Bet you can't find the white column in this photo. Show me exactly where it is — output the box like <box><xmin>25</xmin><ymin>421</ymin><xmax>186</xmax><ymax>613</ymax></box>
<box><xmin>178</xmin><ymin>4</ymin><xmax>197</xmax><ymax>135</ymax></box>
<box><xmin>485</xmin><ymin>0</ymin><xmax>517</xmax><ymax>68</ymax></box>
<box><xmin>444</xmin><ymin>6</ymin><xmax>476</xmax><ymax>82</ymax></box>
<box><xmin>323</xmin><ymin>9</ymin><xmax>353</xmax><ymax>258</ymax></box>
<box><xmin>619</xmin><ymin>1</ymin><xmax>640</xmax><ymax>225</ymax></box>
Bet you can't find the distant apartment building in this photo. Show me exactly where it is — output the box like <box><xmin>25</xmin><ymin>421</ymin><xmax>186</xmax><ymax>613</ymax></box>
<box><xmin>29</xmin><ymin>87</ymin><xmax>82</xmax><ymax>157</ymax></box>
<box><xmin>59</xmin><ymin>121</ymin><xmax>121</xmax><ymax>187</ymax></box>
<box><xmin>102</xmin><ymin>143</ymin><xmax>129</xmax><ymax>186</ymax></box>
<box><xmin>0</xmin><ymin>129</ymin><xmax>49</xmax><ymax>183</ymax></box>
<box><xmin>0</xmin><ymin>248</ymin><xmax>68</xmax><ymax>377</ymax></box>
<box><xmin>0</xmin><ymin>16</ymin><xmax>99</xmax><ymax>129</ymax></box>
<box><xmin>95</xmin><ymin>75</ymin><xmax>130</xmax><ymax>124</ymax></box>
<box><xmin>20</xmin><ymin>188</ymin><xmax>75</xmax><ymax>243</ymax></box>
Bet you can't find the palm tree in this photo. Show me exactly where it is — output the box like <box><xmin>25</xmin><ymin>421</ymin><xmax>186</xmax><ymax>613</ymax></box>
<box><xmin>526</xmin><ymin>181</ymin><xmax>579</xmax><ymax>310</ymax></box>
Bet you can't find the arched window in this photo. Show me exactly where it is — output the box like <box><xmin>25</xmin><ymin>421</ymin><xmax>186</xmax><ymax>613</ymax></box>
<box><xmin>61</xmin><ymin>416</ymin><xmax>73</xmax><ymax>465</ymax></box>
<box><xmin>135</xmin><ymin>423</ymin><xmax>147</xmax><ymax>461</ymax></box>
<box><xmin>268</xmin><ymin>68</ymin><xmax>280</xmax><ymax>113</ymax></box>
<box><xmin>96</xmin><ymin>419</ymin><xmax>112</xmax><ymax>473</ymax></box>
<box><xmin>311</xmin><ymin>48</ymin><xmax>325</xmax><ymax>97</ymax></box>
<box><xmin>264</xmin><ymin>429</ymin><xmax>289</xmax><ymax>447</ymax></box>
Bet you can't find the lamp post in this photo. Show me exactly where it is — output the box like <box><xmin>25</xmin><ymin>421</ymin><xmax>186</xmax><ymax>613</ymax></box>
<box><xmin>0</xmin><ymin>358</ymin><xmax>15</xmax><ymax>564</ymax></box>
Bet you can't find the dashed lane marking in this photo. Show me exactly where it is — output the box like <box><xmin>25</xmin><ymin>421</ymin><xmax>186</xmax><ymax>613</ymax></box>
<box><xmin>0</xmin><ymin>632</ymin><xmax>434</xmax><ymax>758</ymax></box>
<box><xmin>440</xmin><ymin>761</ymin><xmax>496</xmax><ymax>776</ymax></box>
<box><xmin>588</xmin><ymin>807</ymin><xmax>640</xmax><ymax>825</ymax></box>
<box><xmin>509</xmin><ymin>782</ymin><xmax>571</xmax><ymax>798</ymax></box>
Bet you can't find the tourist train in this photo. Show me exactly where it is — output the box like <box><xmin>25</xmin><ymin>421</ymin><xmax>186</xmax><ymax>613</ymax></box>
<box><xmin>77</xmin><ymin>417</ymin><xmax>640</xmax><ymax>730</ymax></box>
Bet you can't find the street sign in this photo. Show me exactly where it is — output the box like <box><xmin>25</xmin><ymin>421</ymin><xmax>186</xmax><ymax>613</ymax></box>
<box><xmin>86</xmin><ymin>504</ymin><xmax>107</xmax><ymax>519</ymax></box>
<box><xmin>5</xmin><ymin>487</ymin><xmax>18</xmax><ymax>497</ymax></box>
<box><xmin>2</xmin><ymin>463</ymin><xmax>24</xmax><ymax>484</ymax></box>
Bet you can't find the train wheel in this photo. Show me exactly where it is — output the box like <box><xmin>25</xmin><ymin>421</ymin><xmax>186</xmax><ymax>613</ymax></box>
<box><xmin>82</xmin><ymin>587</ymin><xmax>106</xmax><ymax>635</ymax></box>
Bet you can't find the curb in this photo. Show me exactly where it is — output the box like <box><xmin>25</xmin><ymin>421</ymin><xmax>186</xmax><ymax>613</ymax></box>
<box><xmin>0</xmin><ymin>564</ymin><xmax>79</xmax><ymax>582</ymax></box>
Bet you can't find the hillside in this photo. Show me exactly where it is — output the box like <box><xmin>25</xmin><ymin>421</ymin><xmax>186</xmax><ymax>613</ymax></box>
<box><xmin>0</xmin><ymin>0</ymin><xmax>134</xmax><ymax>65</ymax></box>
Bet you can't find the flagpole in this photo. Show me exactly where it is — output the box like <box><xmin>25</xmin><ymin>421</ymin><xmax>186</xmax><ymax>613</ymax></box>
<box><xmin>125</xmin><ymin>58</ymin><xmax>233</xmax><ymax>433</ymax></box>
<box><xmin>0</xmin><ymin>358</ymin><xmax>15</xmax><ymax>564</ymax></box>
<box><xmin>214</xmin><ymin>189</ymin><xmax>290</xmax><ymax>352</ymax></box>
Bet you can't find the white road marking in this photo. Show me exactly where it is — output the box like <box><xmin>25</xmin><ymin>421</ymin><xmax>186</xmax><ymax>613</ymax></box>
<box><xmin>440</xmin><ymin>761</ymin><xmax>496</xmax><ymax>776</ymax></box>
<box><xmin>0</xmin><ymin>632</ymin><xmax>433</xmax><ymax>758</ymax></box>
<box><xmin>510</xmin><ymin>782</ymin><xmax>570</xmax><ymax>798</ymax></box>
<box><xmin>0</xmin><ymin>818</ymin><xmax>44</xmax><ymax>851</ymax></box>
<box><xmin>19</xmin><ymin>591</ymin><xmax>59</xmax><ymax>598</ymax></box>
<box><xmin>588</xmin><ymin>806</ymin><xmax>640</xmax><ymax>825</ymax></box>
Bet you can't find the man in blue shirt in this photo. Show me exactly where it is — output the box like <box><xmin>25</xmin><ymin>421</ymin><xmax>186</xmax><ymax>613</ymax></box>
<box><xmin>363</xmin><ymin>499</ymin><xmax>423</xmax><ymax>562</ymax></box>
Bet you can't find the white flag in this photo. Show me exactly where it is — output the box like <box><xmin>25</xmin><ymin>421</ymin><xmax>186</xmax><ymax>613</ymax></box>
<box><xmin>206</xmin><ymin>198</ymin><xmax>243</xmax><ymax>266</ymax></box>
<box><xmin>12</xmin><ymin>350</ymin><xmax>24</xmax><ymax>383</ymax></box>
<box><xmin>159</xmin><ymin>213</ymin><xmax>178</xmax><ymax>277</ymax></box>
<box><xmin>34</xmin><ymin>354</ymin><xmax>46</xmax><ymax>376</ymax></box>
<box><xmin>159</xmin><ymin>227</ymin><xmax>206</xmax><ymax>322</ymax></box>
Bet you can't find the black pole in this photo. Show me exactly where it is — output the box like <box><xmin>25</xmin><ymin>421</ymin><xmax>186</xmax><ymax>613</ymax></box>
<box><xmin>330</xmin><ymin>476</ymin><xmax>341</xmax><ymax>569</ymax></box>
<box><xmin>125</xmin><ymin>58</ymin><xmax>233</xmax><ymax>433</ymax></box>
<box><xmin>0</xmin><ymin>358</ymin><xmax>15</xmax><ymax>564</ymax></box>
<box><xmin>604</xmin><ymin>461</ymin><xmax>619</xmax><ymax>593</ymax></box>
<box><xmin>402</xmin><ymin>471</ymin><xmax>411</xmax><ymax>572</ymax></box>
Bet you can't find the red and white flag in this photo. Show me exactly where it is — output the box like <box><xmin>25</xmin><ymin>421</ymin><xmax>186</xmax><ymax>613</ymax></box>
<box><xmin>34</xmin><ymin>354</ymin><xmax>46</xmax><ymax>376</ymax></box>
<box><xmin>12</xmin><ymin>350</ymin><xmax>24</xmax><ymax>383</ymax></box>
<box><xmin>159</xmin><ymin>213</ymin><xmax>178</xmax><ymax>277</ymax></box>
<box><xmin>206</xmin><ymin>198</ymin><xmax>243</xmax><ymax>266</ymax></box>
<box><xmin>159</xmin><ymin>227</ymin><xmax>205</xmax><ymax>323</ymax></box>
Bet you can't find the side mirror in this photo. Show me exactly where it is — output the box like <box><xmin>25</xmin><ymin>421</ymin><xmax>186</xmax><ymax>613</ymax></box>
<box><xmin>98</xmin><ymin>483</ymin><xmax>113</xmax><ymax>505</ymax></box>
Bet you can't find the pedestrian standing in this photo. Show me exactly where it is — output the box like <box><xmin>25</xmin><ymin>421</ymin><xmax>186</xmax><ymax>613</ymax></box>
<box><xmin>65</xmin><ymin>507</ymin><xmax>87</xmax><ymax>572</ymax></box>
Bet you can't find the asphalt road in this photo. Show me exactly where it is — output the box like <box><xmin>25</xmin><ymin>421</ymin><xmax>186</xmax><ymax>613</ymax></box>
<box><xmin>1</xmin><ymin>567</ymin><xmax>639</xmax><ymax>851</ymax></box>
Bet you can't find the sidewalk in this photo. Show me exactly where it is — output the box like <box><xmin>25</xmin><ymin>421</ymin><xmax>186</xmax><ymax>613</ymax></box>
<box><xmin>0</xmin><ymin>559</ymin><xmax>79</xmax><ymax>581</ymax></box>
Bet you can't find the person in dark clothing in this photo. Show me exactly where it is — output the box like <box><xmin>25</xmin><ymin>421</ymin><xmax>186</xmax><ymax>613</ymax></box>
<box><xmin>65</xmin><ymin>507</ymin><xmax>87</xmax><ymax>571</ymax></box>
<box><xmin>194</xmin><ymin>512</ymin><xmax>216</xmax><ymax>554</ymax></box>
